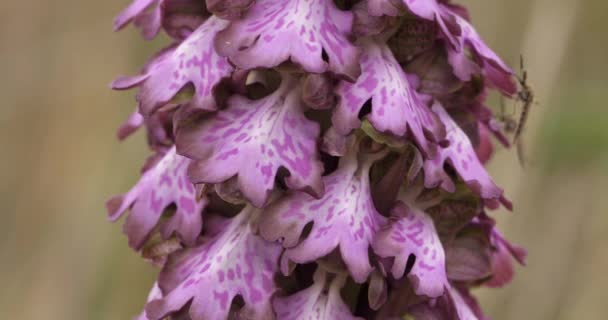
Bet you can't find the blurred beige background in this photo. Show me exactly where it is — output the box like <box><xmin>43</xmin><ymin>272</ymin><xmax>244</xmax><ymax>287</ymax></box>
<box><xmin>1</xmin><ymin>0</ymin><xmax>607</xmax><ymax>319</ymax></box>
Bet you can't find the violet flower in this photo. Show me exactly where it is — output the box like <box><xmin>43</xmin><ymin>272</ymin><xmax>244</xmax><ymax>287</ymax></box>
<box><xmin>108</xmin><ymin>0</ymin><xmax>526</xmax><ymax>319</ymax></box>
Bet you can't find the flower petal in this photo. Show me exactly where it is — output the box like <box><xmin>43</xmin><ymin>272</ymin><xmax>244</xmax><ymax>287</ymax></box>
<box><xmin>106</xmin><ymin>146</ymin><xmax>206</xmax><ymax>249</ymax></box>
<box><xmin>333</xmin><ymin>39</ymin><xmax>444</xmax><ymax>156</ymax></box>
<box><xmin>273</xmin><ymin>268</ymin><xmax>363</xmax><ymax>320</ymax></box>
<box><xmin>259</xmin><ymin>139</ymin><xmax>386</xmax><ymax>283</ymax></box>
<box><xmin>176</xmin><ymin>75</ymin><xmax>324</xmax><ymax>208</ymax></box>
<box><xmin>146</xmin><ymin>207</ymin><xmax>281</xmax><ymax>320</ymax></box>
<box><xmin>369</xmin><ymin>0</ymin><xmax>516</xmax><ymax>95</ymax></box>
<box><xmin>372</xmin><ymin>201</ymin><xmax>447</xmax><ymax>298</ymax></box>
<box><xmin>424</xmin><ymin>102</ymin><xmax>503</xmax><ymax>199</ymax></box>
<box><xmin>115</xmin><ymin>17</ymin><xmax>233</xmax><ymax>115</ymax></box>
<box><xmin>215</xmin><ymin>0</ymin><xmax>361</xmax><ymax>80</ymax></box>
<box><xmin>443</xmin><ymin>8</ymin><xmax>516</xmax><ymax>95</ymax></box>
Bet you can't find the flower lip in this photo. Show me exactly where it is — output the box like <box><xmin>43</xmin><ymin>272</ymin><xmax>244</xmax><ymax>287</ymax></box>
<box><xmin>176</xmin><ymin>74</ymin><xmax>324</xmax><ymax>208</ymax></box>
<box><xmin>214</xmin><ymin>0</ymin><xmax>362</xmax><ymax>81</ymax></box>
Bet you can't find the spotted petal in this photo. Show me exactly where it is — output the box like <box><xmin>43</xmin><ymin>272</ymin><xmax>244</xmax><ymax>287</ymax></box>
<box><xmin>106</xmin><ymin>146</ymin><xmax>206</xmax><ymax>249</ymax></box>
<box><xmin>215</xmin><ymin>0</ymin><xmax>360</xmax><ymax>80</ymax></box>
<box><xmin>260</xmin><ymin>140</ymin><xmax>385</xmax><ymax>283</ymax></box>
<box><xmin>112</xmin><ymin>17</ymin><xmax>233</xmax><ymax>115</ymax></box>
<box><xmin>443</xmin><ymin>7</ymin><xmax>516</xmax><ymax>95</ymax></box>
<box><xmin>424</xmin><ymin>103</ymin><xmax>503</xmax><ymax>199</ymax></box>
<box><xmin>333</xmin><ymin>39</ymin><xmax>444</xmax><ymax>155</ymax></box>
<box><xmin>145</xmin><ymin>207</ymin><xmax>281</xmax><ymax>320</ymax></box>
<box><xmin>369</xmin><ymin>0</ymin><xmax>516</xmax><ymax>95</ymax></box>
<box><xmin>176</xmin><ymin>75</ymin><xmax>324</xmax><ymax>208</ymax></box>
<box><xmin>273</xmin><ymin>269</ymin><xmax>362</xmax><ymax>320</ymax></box>
<box><xmin>372</xmin><ymin>200</ymin><xmax>447</xmax><ymax>298</ymax></box>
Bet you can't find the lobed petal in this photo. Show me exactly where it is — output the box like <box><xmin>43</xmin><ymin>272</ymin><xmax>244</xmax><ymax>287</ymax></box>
<box><xmin>334</xmin><ymin>39</ymin><xmax>444</xmax><ymax>156</ymax></box>
<box><xmin>370</xmin><ymin>0</ymin><xmax>516</xmax><ymax>95</ymax></box>
<box><xmin>273</xmin><ymin>268</ymin><xmax>362</xmax><ymax>320</ymax></box>
<box><xmin>176</xmin><ymin>75</ymin><xmax>324</xmax><ymax>208</ymax></box>
<box><xmin>443</xmin><ymin>7</ymin><xmax>517</xmax><ymax>95</ymax></box>
<box><xmin>214</xmin><ymin>0</ymin><xmax>361</xmax><ymax>80</ymax></box>
<box><xmin>259</xmin><ymin>139</ymin><xmax>386</xmax><ymax>283</ymax></box>
<box><xmin>113</xmin><ymin>17</ymin><xmax>233</xmax><ymax>115</ymax></box>
<box><xmin>106</xmin><ymin>146</ymin><xmax>206</xmax><ymax>249</ymax></box>
<box><xmin>372</xmin><ymin>200</ymin><xmax>447</xmax><ymax>298</ymax></box>
<box><xmin>146</xmin><ymin>207</ymin><xmax>281</xmax><ymax>320</ymax></box>
<box><xmin>423</xmin><ymin>102</ymin><xmax>503</xmax><ymax>199</ymax></box>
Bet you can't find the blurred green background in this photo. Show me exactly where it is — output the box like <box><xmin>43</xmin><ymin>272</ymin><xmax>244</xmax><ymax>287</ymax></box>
<box><xmin>1</xmin><ymin>0</ymin><xmax>606</xmax><ymax>319</ymax></box>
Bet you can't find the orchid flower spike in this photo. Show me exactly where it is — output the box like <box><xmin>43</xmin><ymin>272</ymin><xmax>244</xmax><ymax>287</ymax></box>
<box><xmin>109</xmin><ymin>1</ymin><xmax>526</xmax><ymax>319</ymax></box>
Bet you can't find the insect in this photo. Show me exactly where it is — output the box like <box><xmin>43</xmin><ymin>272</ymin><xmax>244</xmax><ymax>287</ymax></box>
<box><xmin>498</xmin><ymin>95</ymin><xmax>527</xmax><ymax>167</ymax></box>
<box><xmin>513</xmin><ymin>55</ymin><xmax>535</xmax><ymax>144</ymax></box>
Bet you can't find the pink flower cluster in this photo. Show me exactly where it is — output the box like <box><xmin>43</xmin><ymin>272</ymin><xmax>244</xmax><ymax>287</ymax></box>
<box><xmin>108</xmin><ymin>0</ymin><xmax>526</xmax><ymax>319</ymax></box>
